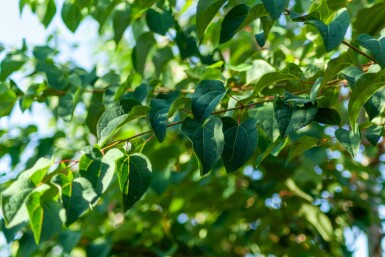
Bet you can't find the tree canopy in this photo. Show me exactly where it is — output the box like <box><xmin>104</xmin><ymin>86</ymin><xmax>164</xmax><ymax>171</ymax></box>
<box><xmin>1</xmin><ymin>0</ymin><xmax>385</xmax><ymax>256</ymax></box>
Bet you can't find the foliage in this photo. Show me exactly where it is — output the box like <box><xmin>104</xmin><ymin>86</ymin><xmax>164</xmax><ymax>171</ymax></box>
<box><xmin>1</xmin><ymin>0</ymin><xmax>385</xmax><ymax>256</ymax></box>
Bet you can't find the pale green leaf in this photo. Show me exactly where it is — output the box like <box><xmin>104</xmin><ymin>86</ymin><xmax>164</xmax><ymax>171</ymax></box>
<box><xmin>300</xmin><ymin>204</ymin><xmax>333</xmax><ymax>241</ymax></box>
<box><xmin>287</xmin><ymin>135</ymin><xmax>318</xmax><ymax>164</ymax></box>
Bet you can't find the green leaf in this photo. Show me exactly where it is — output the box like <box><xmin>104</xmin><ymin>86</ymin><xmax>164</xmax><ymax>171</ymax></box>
<box><xmin>27</xmin><ymin>185</ymin><xmax>64</xmax><ymax>243</ymax></box>
<box><xmin>335</xmin><ymin>127</ymin><xmax>361</xmax><ymax>157</ymax></box>
<box><xmin>287</xmin><ymin>136</ymin><xmax>318</xmax><ymax>164</ymax></box>
<box><xmin>191</xmin><ymin>79</ymin><xmax>226</xmax><ymax>122</ymax></box>
<box><xmin>249</xmin><ymin>103</ymin><xmax>280</xmax><ymax>142</ymax></box>
<box><xmin>117</xmin><ymin>153</ymin><xmax>152</xmax><ymax>212</ymax></box>
<box><xmin>348</xmin><ymin>70</ymin><xmax>385</xmax><ymax>129</ymax></box>
<box><xmin>196</xmin><ymin>0</ymin><xmax>227</xmax><ymax>42</ymax></box>
<box><xmin>342</xmin><ymin>66</ymin><xmax>363</xmax><ymax>87</ymax></box>
<box><xmin>353</xmin><ymin>3</ymin><xmax>385</xmax><ymax>37</ymax></box>
<box><xmin>182</xmin><ymin>117</ymin><xmax>224</xmax><ymax>176</ymax></box>
<box><xmin>300</xmin><ymin>204</ymin><xmax>333</xmax><ymax>242</ymax></box>
<box><xmin>365</xmin><ymin>125</ymin><xmax>383</xmax><ymax>146</ymax></box>
<box><xmin>305</xmin><ymin>8</ymin><xmax>350</xmax><ymax>52</ymax></box>
<box><xmin>261</xmin><ymin>0</ymin><xmax>287</xmax><ymax>20</ymax></box>
<box><xmin>357</xmin><ymin>34</ymin><xmax>385</xmax><ymax>69</ymax></box>
<box><xmin>86</xmin><ymin>93</ymin><xmax>105</xmax><ymax>135</ymax></box>
<box><xmin>59</xmin><ymin>230</ymin><xmax>82</xmax><ymax>254</ymax></box>
<box><xmin>79</xmin><ymin>148</ymin><xmax>124</xmax><ymax>198</ymax></box>
<box><xmin>61</xmin><ymin>0</ymin><xmax>82</xmax><ymax>32</ymax></box>
<box><xmin>39</xmin><ymin>0</ymin><xmax>56</xmax><ymax>27</ymax></box>
<box><xmin>220</xmin><ymin>4</ymin><xmax>268</xmax><ymax>44</ymax></box>
<box><xmin>132</xmin><ymin>32</ymin><xmax>156</xmax><ymax>75</ymax></box>
<box><xmin>135</xmin><ymin>0</ymin><xmax>159</xmax><ymax>10</ymax></box>
<box><xmin>321</xmin><ymin>49</ymin><xmax>355</xmax><ymax>88</ymax></box>
<box><xmin>309</xmin><ymin>77</ymin><xmax>322</xmax><ymax>103</ymax></box>
<box><xmin>364</xmin><ymin>89</ymin><xmax>385</xmax><ymax>121</ymax></box>
<box><xmin>314</xmin><ymin>108</ymin><xmax>341</xmax><ymax>125</ymax></box>
<box><xmin>168</xmin><ymin>96</ymin><xmax>191</xmax><ymax>117</ymax></box>
<box><xmin>97</xmin><ymin>98</ymin><xmax>149</xmax><ymax>146</ymax></box>
<box><xmin>1</xmin><ymin>158</ymin><xmax>52</xmax><ymax>227</ymax></box>
<box><xmin>220</xmin><ymin>4</ymin><xmax>249</xmax><ymax>44</ymax></box>
<box><xmin>0</xmin><ymin>52</ymin><xmax>28</xmax><ymax>81</ymax></box>
<box><xmin>255</xmin><ymin>16</ymin><xmax>275</xmax><ymax>47</ymax></box>
<box><xmin>255</xmin><ymin>139</ymin><xmax>284</xmax><ymax>167</ymax></box>
<box><xmin>221</xmin><ymin>117</ymin><xmax>258</xmax><ymax>172</ymax></box>
<box><xmin>274</xmin><ymin>97</ymin><xmax>318</xmax><ymax>138</ymax></box>
<box><xmin>253</xmin><ymin>63</ymin><xmax>302</xmax><ymax>94</ymax></box>
<box><xmin>112</xmin><ymin>5</ymin><xmax>132</xmax><ymax>45</ymax></box>
<box><xmin>153</xmin><ymin>46</ymin><xmax>174</xmax><ymax>77</ymax></box>
<box><xmin>146</xmin><ymin>8</ymin><xmax>174</xmax><ymax>36</ymax></box>
<box><xmin>0</xmin><ymin>86</ymin><xmax>17</xmax><ymax>117</ymax></box>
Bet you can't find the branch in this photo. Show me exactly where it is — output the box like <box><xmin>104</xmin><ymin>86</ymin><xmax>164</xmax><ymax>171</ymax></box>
<box><xmin>342</xmin><ymin>41</ymin><xmax>376</xmax><ymax>62</ymax></box>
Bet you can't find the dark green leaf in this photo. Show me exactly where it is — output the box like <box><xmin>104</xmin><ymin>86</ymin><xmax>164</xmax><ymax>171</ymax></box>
<box><xmin>97</xmin><ymin>98</ymin><xmax>149</xmax><ymax>146</ymax></box>
<box><xmin>146</xmin><ymin>8</ymin><xmax>174</xmax><ymax>36</ymax></box>
<box><xmin>112</xmin><ymin>5</ymin><xmax>132</xmax><ymax>44</ymax></box>
<box><xmin>249</xmin><ymin>103</ymin><xmax>280</xmax><ymax>142</ymax></box>
<box><xmin>365</xmin><ymin>125</ymin><xmax>383</xmax><ymax>146</ymax></box>
<box><xmin>182</xmin><ymin>117</ymin><xmax>224</xmax><ymax>176</ymax></box>
<box><xmin>353</xmin><ymin>3</ymin><xmax>385</xmax><ymax>37</ymax></box>
<box><xmin>273</xmin><ymin>97</ymin><xmax>318</xmax><ymax>137</ymax></box>
<box><xmin>86</xmin><ymin>93</ymin><xmax>105</xmax><ymax>135</ymax></box>
<box><xmin>305</xmin><ymin>8</ymin><xmax>350</xmax><ymax>52</ymax></box>
<box><xmin>255</xmin><ymin>16</ymin><xmax>275</xmax><ymax>47</ymax></box>
<box><xmin>117</xmin><ymin>153</ymin><xmax>152</xmax><ymax>212</ymax></box>
<box><xmin>220</xmin><ymin>4</ymin><xmax>249</xmax><ymax>44</ymax></box>
<box><xmin>261</xmin><ymin>0</ymin><xmax>287</xmax><ymax>20</ymax></box>
<box><xmin>335</xmin><ymin>127</ymin><xmax>361</xmax><ymax>157</ymax></box>
<box><xmin>59</xmin><ymin>230</ymin><xmax>82</xmax><ymax>254</ymax></box>
<box><xmin>314</xmin><ymin>108</ymin><xmax>341</xmax><ymax>125</ymax></box>
<box><xmin>196</xmin><ymin>0</ymin><xmax>227</xmax><ymax>42</ymax></box>
<box><xmin>153</xmin><ymin>46</ymin><xmax>174</xmax><ymax>76</ymax></box>
<box><xmin>192</xmin><ymin>79</ymin><xmax>226</xmax><ymax>122</ymax></box>
<box><xmin>357</xmin><ymin>34</ymin><xmax>385</xmax><ymax>69</ymax></box>
<box><xmin>132</xmin><ymin>32</ymin><xmax>156</xmax><ymax>75</ymax></box>
<box><xmin>221</xmin><ymin>117</ymin><xmax>258</xmax><ymax>172</ymax></box>
<box><xmin>61</xmin><ymin>0</ymin><xmax>82</xmax><ymax>32</ymax></box>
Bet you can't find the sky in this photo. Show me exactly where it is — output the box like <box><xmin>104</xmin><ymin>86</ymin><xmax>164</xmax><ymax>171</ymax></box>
<box><xmin>0</xmin><ymin>1</ymin><xmax>373</xmax><ymax>256</ymax></box>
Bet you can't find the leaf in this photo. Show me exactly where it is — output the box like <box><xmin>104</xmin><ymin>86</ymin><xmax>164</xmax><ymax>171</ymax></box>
<box><xmin>300</xmin><ymin>204</ymin><xmax>333</xmax><ymax>242</ymax></box>
<box><xmin>221</xmin><ymin>117</ymin><xmax>258</xmax><ymax>172</ymax></box>
<box><xmin>27</xmin><ymin>185</ymin><xmax>64</xmax><ymax>243</ymax></box>
<box><xmin>357</xmin><ymin>34</ymin><xmax>385</xmax><ymax>69</ymax></box>
<box><xmin>255</xmin><ymin>16</ymin><xmax>275</xmax><ymax>47</ymax></box>
<box><xmin>39</xmin><ymin>0</ymin><xmax>56</xmax><ymax>27</ymax></box>
<box><xmin>97</xmin><ymin>98</ymin><xmax>149</xmax><ymax>146</ymax></box>
<box><xmin>146</xmin><ymin>8</ymin><xmax>174</xmax><ymax>36</ymax></box>
<box><xmin>86</xmin><ymin>93</ymin><xmax>105</xmax><ymax>135</ymax></box>
<box><xmin>135</xmin><ymin>0</ymin><xmax>159</xmax><ymax>10</ymax></box>
<box><xmin>168</xmin><ymin>96</ymin><xmax>191</xmax><ymax>118</ymax></box>
<box><xmin>314</xmin><ymin>108</ymin><xmax>341</xmax><ymax>125</ymax></box>
<box><xmin>196</xmin><ymin>0</ymin><xmax>227</xmax><ymax>42</ymax></box>
<box><xmin>182</xmin><ymin>117</ymin><xmax>224</xmax><ymax>176</ymax></box>
<box><xmin>112</xmin><ymin>5</ymin><xmax>132</xmax><ymax>45</ymax></box>
<box><xmin>1</xmin><ymin>158</ymin><xmax>52</xmax><ymax>227</ymax></box>
<box><xmin>61</xmin><ymin>0</ymin><xmax>82</xmax><ymax>32</ymax></box>
<box><xmin>348</xmin><ymin>70</ymin><xmax>385</xmax><ymax>129</ymax></box>
<box><xmin>335</xmin><ymin>127</ymin><xmax>361</xmax><ymax>157</ymax></box>
<box><xmin>353</xmin><ymin>3</ymin><xmax>385</xmax><ymax>37</ymax></box>
<box><xmin>220</xmin><ymin>4</ymin><xmax>249</xmax><ymax>44</ymax></box>
<box><xmin>153</xmin><ymin>46</ymin><xmax>174</xmax><ymax>76</ymax></box>
<box><xmin>365</xmin><ymin>125</ymin><xmax>383</xmax><ymax>146</ymax></box>
<box><xmin>287</xmin><ymin>136</ymin><xmax>318</xmax><ymax>164</ymax></box>
<box><xmin>342</xmin><ymin>66</ymin><xmax>363</xmax><ymax>88</ymax></box>
<box><xmin>253</xmin><ymin>63</ymin><xmax>302</xmax><ymax>94</ymax></box>
<box><xmin>261</xmin><ymin>0</ymin><xmax>287</xmax><ymax>20</ymax></box>
<box><xmin>59</xmin><ymin>230</ymin><xmax>82</xmax><ymax>254</ymax></box>
<box><xmin>274</xmin><ymin>97</ymin><xmax>318</xmax><ymax>138</ymax></box>
<box><xmin>305</xmin><ymin>8</ymin><xmax>350</xmax><ymax>52</ymax></box>
<box><xmin>249</xmin><ymin>103</ymin><xmax>280</xmax><ymax>142</ymax></box>
<box><xmin>79</xmin><ymin>148</ymin><xmax>124</xmax><ymax>198</ymax></box>
<box><xmin>220</xmin><ymin>4</ymin><xmax>268</xmax><ymax>44</ymax></box>
<box><xmin>132</xmin><ymin>32</ymin><xmax>156</xmax><ymax>75</ymax></box>
<box><xmin>0</xmin><ymin>52</ymin><xmax>28</xmax><ymax>81</ymax></box>
<box><xmin>321</xmin><ymin>49</ymin><xmax>355</xmax><ymax>88</ymax></box>
<box><xmin>309</xmin><ymin>77</ymin><xmax>322</xmax><ymax>103</ymax></box>
<box><xmin>117</xmin><ymin>153</ymin><xmax>152</xmax><ymax>212</ymax></box>
<box><xmin>255</xmin><ymin>139</ymin><xmax>283</xmax><ymax>167</ymax></box>
<box><xmin>191</xmin><ymin>79</ymin><xmax>226</xmax><ymax>122</ymax></box>
<box><xmin>0</xmin><ymin>86</ymin><xmax>17</xmax><ymax>117</ymax></box>
<box><xmin>364</xmin><ymin>89</ymin><xmax>385</xmax><ymax>121</ymax></box>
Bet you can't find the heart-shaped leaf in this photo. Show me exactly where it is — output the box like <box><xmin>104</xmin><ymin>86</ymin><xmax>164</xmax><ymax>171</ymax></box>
<box><xmin>365</xmin><ymin>125</ymin><xmax>383</xmax><ymax>146</ymax></box>
<box><xmin>274</xmin><ymin>97</ymin><xmax>318</xmax><ymax>137</ymax></box>
<box><xmin>305</xmin><ymin>8</ymin><xmax>350</xmax><ymax>52</ymax></box>
<box><xmin>192</xmin><ymin>79</ymin><xmax>226</xmax><ymax>122</ymax></box>
<box><xmin>335</xmin><ymin>127</ymin><xmax>361</xmax><ymax>157</ymax></box>
<box><xmin>221</xmin><ymin>117</ymin><xmax>258</xmax><ymax>172</ymax></box>
<box><xmin>314</xmin><ymin>108</ymin><xmax>341</xmax><ymax>125</ymax></box>
<box><xmin>348</xmin><ymin>70</ymin><xmax>385</xmax><ymax>129</ymax></box>
<box><xmin>196</xmin><ymin>0</ymin><xmax>227</xmax><ymax>42</ymax></box>
<box><xmin>357</xmin><ymin>34</ymin><xmax>385</xmax><ymax>68</ymax></box>
<box><xmin>116</xmin><ymin>153</ymin><xmax>152</xmax><ymax>212</ymax></box>
<box><xmin>182</xmin><ymin>117</ymin><xmax>224</xmax><ymax>176</ymax></box>
<box><xmin>97</xmin><ymin>98</ymin><xmax>149</xmax><ymax>146</ymax></box>
<box><xmin>262</xmin><ymin>0</ymin><xmax>287</xmax><ymax>20</ymax></box>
